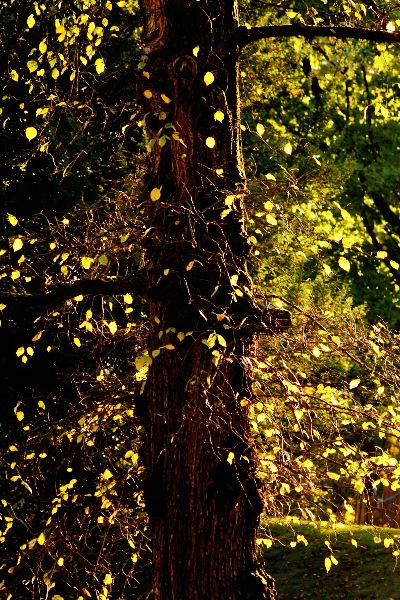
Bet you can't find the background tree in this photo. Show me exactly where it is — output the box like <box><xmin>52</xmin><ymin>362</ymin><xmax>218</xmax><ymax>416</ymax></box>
<box><xmin>1</xmin><ymin>1</ymin><xmax>400</xmax><ymax>599</ymax></box>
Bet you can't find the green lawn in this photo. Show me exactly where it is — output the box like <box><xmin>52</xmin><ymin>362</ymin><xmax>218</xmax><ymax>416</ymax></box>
<box><xmin>260</xmin><ymin>521</ymin><xmax>400</xmax><ymax>600</ymax></box>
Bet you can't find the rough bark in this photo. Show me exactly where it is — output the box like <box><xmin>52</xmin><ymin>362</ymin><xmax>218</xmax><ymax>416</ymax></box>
<box><xmin>138</xmin><ymin>1</ymin><xmax>275</xmax><ymax>598</ymax></box>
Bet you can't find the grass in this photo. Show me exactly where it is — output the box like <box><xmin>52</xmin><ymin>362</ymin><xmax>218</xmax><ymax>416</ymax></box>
<box><xmin>260</xmin><ymin>520</ymin><xmax>400</xmax><ymax>600</ymax></box>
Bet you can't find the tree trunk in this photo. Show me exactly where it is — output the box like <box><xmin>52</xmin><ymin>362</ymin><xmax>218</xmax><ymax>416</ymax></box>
<box><xmin>138</xmin><ymin>2</ymin><xmax>275</xmax><ymax>598</ymax></box>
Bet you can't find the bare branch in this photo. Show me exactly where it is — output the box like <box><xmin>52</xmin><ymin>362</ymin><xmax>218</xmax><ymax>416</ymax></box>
<box><xmin>0</xmin><ymin>273</ymin><xmax>148</xmax><ymax>309</ymax></box>
<box><xmin>238</xmin><ymin>24</ymin><xmax>400</xmax><ymax>48</ymax></box>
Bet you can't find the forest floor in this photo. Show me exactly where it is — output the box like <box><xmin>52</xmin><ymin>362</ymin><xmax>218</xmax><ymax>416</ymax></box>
<box><xmin>261</xmin><ymin>520</ymin><xmax>400</xmax><ymax>600</ymax></box>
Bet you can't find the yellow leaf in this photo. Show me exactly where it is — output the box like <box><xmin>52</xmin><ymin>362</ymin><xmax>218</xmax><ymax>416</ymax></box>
<box><xmin>27</xmin><ymin>60</ymin><xmax>38</xmax><ymax>73</ymax></box>
<box><xmin>323</xmin><ymin>264</ymin><xmax>332</xmax><ymax>275</ymax></box>
<box><xmin>21</xmin><ymin>355</ymin><xmax>28</xmax><ymax>364</ymax></box>
<box><xmin>327</xmin><ymin>472</ymin><xmax>340</xmax><ymax>481</ymax></box>
<box><xmin>13</xmin><ymin>238</ymin><xmax>23</xmax><ymax>252</ymax></box>
<box><xmin>214</xmin><ymin>110</ymin><xmax>224</xmax><ymax>122</ymax></box>
<box><xmin>266</xmin><ymin>214</ymin><xmax>277</xmax><ymax>226</ymax></box>
<box><xmin>73</xmin><ymin>337</ymin><xmax>81</xmax><ymax>347</ymax></box>
<box><xmin>216</xmin><ymin>168</ymin><xmax>224</xmax><ymax>175</ymax></box>
<box><xmin>351</xmin><ymin>539</ymin><xmax>357</xmax><ymax>547</ymax></box>
<box><xmin>81</xmin><ymin>256</ymin><xmax>93</xmax><ymax>269</ymax></box>
<box><xmin>325</xmin><ymin>557</ymin><xmax>331</xmax><ymax>573</ymax></box>
<box><xmin>37</xmin><ymin>532</ymin><xmax>46</xmax><ymax>546</ymax></box>
<box><xmin>256</xmin><ymin>123</ymin><xmax>265</xmax><ymax>136</ymax></box>
<box><xmin>192</xmin><ymin>45</ymin><xmax>200</xmax><ymax>57</ymax></box>
<box><xmin>16</xmin><ymin>411</ymin><xmax>24</xmax><ymax>421</ymax></box>
<box><xmin>204</xmin><ymin>71</ymin><xmax>214</xmax><ymax>86</ymax></box>
<box><xmin>98</xmin><ymin>254</ymin><xmax>108</xmax><ymax>266</ymax></box>
<box><xmin>186</xmin><ymin>261</ymin><xmax>194</xmax><ymax>271</ymax></box>
<box><xmin>11</xmin><ymin>270</ymin><xmax>20</xmax><ymax>280</ymax></box>
<box><xmin>57</xmin><ymin>557</ymin><xmax>64</xmax><ymax>566</ymax></box>
<box><xmin>8</xmin><ymin>214</ymin><xmax>18</xmax><ymax>226</ymax></box>
<box><xmin>51</xmin><ymin>68</ymin><xmax>59</xmax><ymax>79</ymax></box>
<box><xmin>283</xmin><ymin>142</ymin><xmax>292</xmax><ymax>155</ymax></box>
<box><xmin>107</xmin><ymin>321</ymin><xmax>118</xmax><ymax>334</ymax></box>
<box><xmin>349</xmin><ymin>378</ymin><xmax>360</xmax><ymax>389</ymax></box>
<box><xmin>331</xmin><ymin>555</ymin><xmax>338</xmax><ymax>566</ymax></box>
<box><xmin>27</xmin><ymin>14</ymin><xmax>35</xmax><ymax>27</ymax></box>
<box><xmin>104</xmin><ymin>573</ymin><xmax>113</xmax><ymax>585</ymax></box>
<box><xmin>227</xmin><ymin>452</ymin><xmax>234</xmax><ymax>464</ymax></box>
<box><xmin>265</xmin><ymin>173</ymin><xmax>276</xmax><ymax>181</ymax></box>
<box><xmin>390</xmin><ymin>260</ymin><xmax>399</xmax><ymax>270</ymax></box>
<box><xmin>124</xmin><ymin>293</ymin><xmax>133</xmax><ymax>304</ymax></box>
<box><xmin>11</xmin><ymin>69</ymin><xmax>19</xmax><ymax>81</ymax></box>
<box><xmin>101</xmin><ymin>469</ymin><xmax>114</xmax><ymax>480</ymax></box>
<box><xmin>150</xmin><ymin>187</ymin><xmax>161</xmax><ymax>201</ymax></box>
<box><xmin>74</xmin><ymin>295</ymin><xmax>83</xmax><ymax>302</ymax></box>
<box><xmin>164</xmin><ymin>344</ymin><xmax>175</xmax><ymax>350</ymax></box>
<box><xmin>206</xmin><ymin>137</ymin><xmax>215</xmax><ymax>148</ymax></box>
<box><xmin>386</xmin><ymin>21</ymin><xmax>396</xmax><ymax>31</ymax></box>
<box><xmin>377</xmin><ymin>251</ymin><xmax>387</xmax><ymax>259</ymax></box>
<box><xmin>384</xmin><ymin>538</ymin><xmax>394</xmax><ymax>548</ymax></box>
<box><xmin>161</xmin><ymin>93</ymin><xmax>171</xmax><ymax>103</ymax></box>
<box><xmin>95</xmin><ymin>58</ymin><xmax>105</xmax><ymax>74</ymax></box>
<box><xmin>32</xmin><ymin>331</ymin><xmax>43</xmax><ymax>342</ymax></box>
<box><xmin>38</xmin><ymin>400</ymin><xmax>46</xmax><ymax>409</ymax></box>
<box><xmin>143</xmin><ymin>89</ymin><xmax>152</xmax><ymax>99</ymax></box>
<box><xmin>26</xmin><ymin>127</ymin><xmax>37</xmax><ymax>141</ymax></box>
<box><xmin>338</xmin><ymin>257</ymin><xmax>350</xmax><ymax>272</ymax></box>
<box><xmin>39</xmin><ymin>40</ymin><xmax>47</xmax><ymax>54</ymax></box>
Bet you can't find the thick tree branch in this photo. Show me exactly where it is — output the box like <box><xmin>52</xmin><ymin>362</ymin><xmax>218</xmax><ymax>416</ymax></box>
<box><xmin>0</xmin><ymin>273</ymin><xmax>148</xmax><ymax>309</ymax></box>
<box><xmin>238</xmin><ymin>24</ymin><xmax>400</xmax><ymax>48</ymax></box>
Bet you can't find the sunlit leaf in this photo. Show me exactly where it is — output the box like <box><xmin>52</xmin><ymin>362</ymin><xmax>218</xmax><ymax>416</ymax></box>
<box><xmin>8</xmin><ymin>214</ymin><xmax>18</xmax><ymax>226</ymax></box>
<box><xmin>13</xmin><ymin>238</ymin><xmax>23</xmax><ymax>252</ymax></box>
<box><xmin>205</xmin><ymin>137</ymin><xmax>215</xmax><ymax>148</ymax></box>
<box><xmin>26</xmin><ymin>127</ymin><xmax>37</xmax><ymax>141</ymax></box>
<box><xmin>256</xmin><ymin>123</ymin><xmax>265</xmax><ymax>136</ymax></box>
<box><xmin>27</xmin><ymin>14</ymin><xmax>35</xmax><ymax>27</ymax></box>
<box><xmin>338</xmin><ymin>257</ymin><xmax>350</xmax><ymax>272</ymax></box>
<box><xmin>150</xmin><ymin>187</ymin><xmax>161</xmax><ymax>201</ymax></box>
<box><xmin>227</xmin><ymin>452</ymin><xmax>234</xmax><ymax>464</ymax></box>
<box><xmin>349</xmin><ymin>378</ymin><xmax>360</xmax><ymax>389</ymax></box>
<box><xmin>325</xmin><ymin>557</ymin><xmax>331</xmax><ymax>573</ymax></box>
<box><xmin>214</xmin><ymin>110</ymin><xmax>224</xmax><ymax>122</ymax></box>
<box><xmin>283</xmin><ymin>142</ymin><xmax>292</xmax><ymax>155</ymax></box>
<box><xmin>204</xmin><ymin>71</ymin><xmax>214</xmax><ymax>86</ymax></box>
<box><xmin>107</xmin><ymin>321</ymin><xmax>118</xmax><ymax>334</ymax></box>
<box><xmin>37</xmin><ymin>532</ymin><xmax>46</xmax><ymax>545</ymax></box>
<box><xmin>81</xmin><ymin>256</ymin><xmax>93</xmax><ymax>269</ymax></box>
<box><xmin>95</xmin><ymin>58</ymin><xmax>105</xmax><ymax>74</ymax></box>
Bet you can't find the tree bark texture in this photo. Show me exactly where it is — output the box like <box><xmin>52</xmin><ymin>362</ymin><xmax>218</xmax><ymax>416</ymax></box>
<box><xmin>138</xmin><ymin>1</ymin><xmax>275</xmax><ymax>599</ymax></box>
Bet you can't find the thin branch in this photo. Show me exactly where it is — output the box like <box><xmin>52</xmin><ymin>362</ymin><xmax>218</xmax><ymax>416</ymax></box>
<box><xmin>238</xmin><ymin>24</ymin><xmax>400</xmax><ymax>48</ymax></box>
<box><xmin>0</xmin><ymin>274</ymin><xmax>148</xmax><ymax>309</ymax></box>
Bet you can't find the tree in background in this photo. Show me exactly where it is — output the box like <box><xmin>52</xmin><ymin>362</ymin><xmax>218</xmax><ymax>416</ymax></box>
<box><xmin>1</xmin><ymin>1</ymin><xmax>400</xmax><ymax>599</ymax></box>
